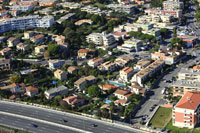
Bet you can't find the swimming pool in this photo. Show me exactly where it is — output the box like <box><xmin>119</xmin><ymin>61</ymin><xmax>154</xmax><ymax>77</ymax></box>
<box><xmin>104</xmin><ymin>100</ymin><xmax>111</xmax><ymax>103</ymax></box>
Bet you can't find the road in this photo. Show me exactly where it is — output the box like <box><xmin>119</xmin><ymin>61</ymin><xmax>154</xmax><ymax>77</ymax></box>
<box><xmin>0</xmin><ymin>101</ymin><xmax>147</xmax><ymax>133</ymax></box>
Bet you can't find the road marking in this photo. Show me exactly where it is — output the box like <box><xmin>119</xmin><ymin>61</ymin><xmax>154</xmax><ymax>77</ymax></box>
<box><xmin>0</xmin><ymin>111</ymin><xmax>92</xmax><ymax>133</ymax></box>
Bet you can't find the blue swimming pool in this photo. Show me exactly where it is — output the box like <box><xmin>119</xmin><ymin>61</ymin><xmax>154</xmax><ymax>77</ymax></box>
<box><xmin>104</xmin><ymin>100</ymin><xmax>111</xmax><ymax>103</ymax></box>
<box><xmin>106</xmin><ymin>80</ymin><xmax>127</xmax><ymax>88</ymax></box>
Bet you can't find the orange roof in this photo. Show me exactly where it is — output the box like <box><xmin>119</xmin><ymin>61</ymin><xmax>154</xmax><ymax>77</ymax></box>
<box><xmin>175</xmin><ymin>92</ymin><xmax>200</xmax><ymax>110</ymax></box>
<box><xmin>115</xmin><ymin>99</ymin><xmax>127</xmax><ymax>104</ymax></box>
<box><xmin>193</xmin><ymin>66</ymin><xmax>200</xmax><ymax>70</ymax></box>
<box><xmin>11</xmin><ymin>83</ymin><xmax>18</xmax><ymax>87</ymax></box>
<box><xmin>121</xmin><ymin>67</ymin><xmax>133</xmax><ymax>73</ymax></box>
<box><xmin>112</xmin><ymin>31</ymin><xmax>127</xmax><ymax>36</ymax></box>
<box><xmin>106</xmin><ymin>17</ymin><xmax>119</xmax><ymax>21</ymax></box>
<box><xmin>114</xmin><ymin>89</ymin><xmax>129</xmax><ymax>96</ymax></box>
<box><xmin>78</xmin><ymin>49</ymin><xmax>89</xmax><ymax>53</ymax></box>
<box><xmin>26</xmin><ymin>86</ymin><xmax>38</xmax><ymax>93</ymax></box>
<box><xmin>32</xmin><ymin>34</ymin><xmax>44</xmax><ymax>39</ymax></box>
<box><xmin>102</xmin><ymin>84</ymin><xmax>118</xmax><ymax>90</ymax></box>
<box><xmin>63</xmin><ymin>95</ymin><xmax>76</xmax><ymax>101</ymax></box>
<box><xmin>92</xmin><ymin>57</ymin><xmax>103</xmax><ymax>63</ymax></box>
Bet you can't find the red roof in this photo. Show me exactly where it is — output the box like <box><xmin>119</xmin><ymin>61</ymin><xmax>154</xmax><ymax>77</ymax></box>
<box><xmin>175</xmin><ymin>92</ymin><xmax>200</xmax><ymax>110</ymax></box>
<box><xmin>193</xmin><ymin>66</ymin><xmax>200</xmax><ymax>70</ymax></box>
<box><xmin>78</xmin><ymin>49</ymin><xmax>89</xmax><ymax>53</ymax></box>
<box><xmin>102</xmin><ymin>84</ymin><xmax>118</xmax><ymax>90</ymax></box>
<box><xmin>26</xmin><ymin>86</ymin><xmax>38</xmax><ymax>93</ymax></box>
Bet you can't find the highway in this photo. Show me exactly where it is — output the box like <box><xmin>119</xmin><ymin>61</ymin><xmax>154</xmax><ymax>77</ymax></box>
<box><xmin>0</xmin><ymin>101</ymin><xmax>147</xmax><ymax>133</ymax></box>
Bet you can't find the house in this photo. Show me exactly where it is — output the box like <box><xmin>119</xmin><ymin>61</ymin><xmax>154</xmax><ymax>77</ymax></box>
<box><xmin>114</xmin><ymin>99</ymin><xmax>128</xmax><ymax>106</ymax></box>
<box><xmin>173</xmin><ymin>92</ymin><xmax>200</xmax><ymax>128</ymax></box>
<box><xmin>11</xmin><ymin>83</ymin><xmax>25</xmax><ymax>93</ymax></box>
<box><xmin>9</xmin><ymin>94</ymin><xmax>20</xmax><ymax>100</ymax></box>
<box><xmin>87</xmin><ymin>57</ymin><xmax>104</xmax><ymax>68</ymax></box>
<box><xmin>113</xmin><ymin>89</ymin><xmax>132</xmax><ymax>100</ymax></box>
<box><xmin>119</xmin><ymin>67</ymin><xmax>134</xmax><ymax>82</ymax></box>
<box><xmin>98</xmin><ymin>61</ymin><xmax>116</xmax><ymax>72</ymax></box>
<box><xmin>16</xmin><ymin>43</ymin><xmax>30</xmax><ymax>51</ymax></box>
<box><xmin>74</xmin><ymin>75</ymin><xmax>96</xmax><ymax>91</ymax></box>
<box><xmin>99</xmin><ymin>83</ymin><xmax>118</xmax><ymax>91</ymax></box>
<box><xmin>52</xmin><ymin>35</ymin><xmax>65</xmax><ymax>45</ymax></box>
<box><xmin>178</xmin><ymin>35</ymin><xmax>198</xmax><ymax>48</ymax></box>
<box><xmin>25</xmin><ymin>86</ymin><xmax>38</xmax><ymax>96</ymax></box>
<box><xmin>30</xmin><ymin>34</ymin><xmax>45</xmax><ymax>43</ymax></box>
<box><xmin>134</xmin><ymin>58</ymin><xmax>151</xmax><ymax>71</ymax></box>
<box><xmin>63</xmin><ymin>95</ymin><xmax>85</xmax><ymax>107</ymax></box>
<box><xmin>75</xmin><ymin>19</ymin><xmax>93</xmax><ymax>26</ymax></box>
<box><xmin>48</xmin><ymin>60</ymin><xmax>65</xmax><ymax>70</ymax></box>
<box><xmin>54</xmin><ymin>69</ymin><xmax>67</xmax><ymax>80</ymax></box>
<box><xmin>44</xmin><ymin>85</ymin><xmax>68</xmax><ymax>100</ymax></box>
<box><xmin>0</xmin><ymin>58</ymin><xmax>10</xmax><ymax>71</ymax></box>
<box><xmin>24</xmin><ymin>31</ymin><xmax>35</xmax><ymax>39</ymax></box>
<box><xmin>131</xmin><ymin>82</ymin><xmax>146</xmax><ymax>95</ymax></box>
<box><xmin>115</xmin><ymin>56</ymin><xmax>135</xmax><ymax>67</ymax></box>
<box><xmin>0</xmin><ymin>48</ymin><xmax>11</xmax><ymax>56</ymax></box>
<box><xmin>77</xmin><ymin>49</ymin><xmax>89</xmax><ymax>59</ymax></box>
<box><xmin>67</xmin><ymin>66</ymin><xmax>79</xmax><ymax>74</ymax></box>
<box><xmin>35</xmin><ymin>45</ymin><xmax>47</xmax><ymax>55</ymax></box>
<box><xmin>7</xmin><ymin>37</ymin><xmax>20</xmax><ymax>47</ymax></box>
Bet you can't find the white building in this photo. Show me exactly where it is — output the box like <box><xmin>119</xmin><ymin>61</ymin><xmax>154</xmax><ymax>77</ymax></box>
<box><xmin>44</xmin><ymin>85</ymin><xmax>68</xmax><ymax>100</ymax></box>
<box><xmin>87</xmin><ymin>57</ymin><xmax>104</xmax><ymax>68</ymax></box>
<box><xmin>119</xmin><ymin>67</ymin><xmax>134</xmax><ymax>82</ymax></box>
<box><xmin>107</xmin><ymin>4</ymin><xmax>135</xmax><ymax>14</ymax></box>
<box><xmin>48</xmin><ymin>60</ymin><xmax>65</xmax><ymax>70</ymax></box>
<box><xmin>10</xmin><ymin>5</ymin><xmax>34</xmax><ymax>11</ymax></box>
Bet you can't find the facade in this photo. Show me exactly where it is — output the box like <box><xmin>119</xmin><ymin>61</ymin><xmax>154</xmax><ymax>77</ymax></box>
<box><xmin>10</xmin><ymin>5</ymin><xmax>34</xmax><ymax>11</ymax></box>
<box><xmin>87</xmin><ymin>57</ymin><xmax>104</xmax><ymax>68</ymax></box>
<box><xmin>61</xmin><ymin>2</ymin><xmax>81</xmax><ymax>9</ymax></box>
<box><xmin>54</xmin><ymin>69</ymin><xmax>67</xmax><ymax>80</ymax></box>
<box><xmin>34</xmin><ymin>45</ymin><xmax>47</xmax><ymax>55</ymax></box>
<box><xmin>123</xmin><ymin>37</ymin><xmax>143</xmax><ymax>52</ymax></box>
<box><xmin>173</xmin><ymin>92</ymin><xmax>200</xmax><ymax>128</ymax></box>
<box><xmin>30</xmin><ymin>34</ymin><xmax>45</xmax><ymax>43</ymax></box>
<box><xmin>7</xmin><ymin>37</ymin><xmax>20</xmax><ymax>47</ymax></box>
<box><xmin>45</xmin><ymin>85</ymin><xmax>68</xmax><ymax>100</ymax></box>
<box><xmin>48</xmin><ymin>60</ymin><xmax>65</xmax><ymax>70</ymax></box>
<box><xmin>0</xmin><ymin>15</ymin><xmax>54</xmax><ymax>33</ymax></box>
<box><xmin>98</xmin><ymin>61</ymin><xmax>116</xmax><ymax>72</ymax></box>
<box><xmin>113</xmin><ymin>89</ymin><xmax>131</xmax><ymax>100</ymax></box>
<box><xmin>0</xmin><ymin>58</ymin><xmax>10</xmax><ymax>71</ymax></box>
<box><xmin>74</xmin><ymin>75</ymin><xmax>96</xmax><ymax>91</ymax></box>
<box><xmin>134</xmin><ymin>59</ymin><xmax>151</xmax><ymax>71</ymax></box>
<box><xmin>24</xmin><ymin>31</ymin><xmax>35</xmax><ymax>39</ymax></box>
<box><xmin>119</xmin><ymin>67</ymin><xmax>134</xmax><ymax>82</ymax></box>
<box><xmin>163</xmin><ymin>0</ymin><xmax>184</xmax><ymax>10</ymax></box>
<box><xmin>25</xmin><ymin>86</ymin><xmax>38</xmax><ymax>96</ymax></box>
<box><xmin>16</xmin><ymin>43</ymin><xmax>30</xmax><ymax>51</ymax></box>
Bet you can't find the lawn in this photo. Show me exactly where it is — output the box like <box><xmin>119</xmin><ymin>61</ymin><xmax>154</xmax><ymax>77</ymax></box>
<box><xmin>149</xmin><ymin>107</ymin><xmax>172</xmax><ymax>128</ymax></box>
<box><xmin>165</xmin><ymin>119</ymin><xmax>200</xmax><ymax>133</ymax></box>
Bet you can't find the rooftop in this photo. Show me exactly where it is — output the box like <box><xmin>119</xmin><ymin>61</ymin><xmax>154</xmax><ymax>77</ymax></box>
<box><xmin>121</xmin><ymin>67</ymin><xmax>134</xmax><ymax>73</ymax></box>
<box><xmin>179</xmin><ymin>68</ymin><xmax>200</xmax><ymax>75</ymax></box>
<box><xmin>0</xmin><ymin>58</ymin><xmax>10</xmax><ymax>64</ymax></box>
<box><xmin>114</xmin><ymin>89</ymin><xmax>129</xmax><ymax>95</ymax></box>
<box><xmin>45</xmin><ymin>85</ymin><xmax>68</xmax><ymax>94</ymax></box>
<box><xmin>26</xmin><ymin>86</ymin><xmax>38</xmax><ymax>93</ymax></box>
<box><xmin>172</xmin><ymin>80</ymin><xmax>200</xmax><ymax>88</ymax></box>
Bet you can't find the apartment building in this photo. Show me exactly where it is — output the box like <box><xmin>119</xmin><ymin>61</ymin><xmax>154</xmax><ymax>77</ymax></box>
<box><xmin>54</xmin><ymin>69</ymin><xmax>67</xmax><ymax>80</ymax></box>
<box><xmin>0</xmin><ymin>15</ymin><xmax>54</xmax><ymax>33</ymax></box>
<box><xmin>137</xmin><ymin>14</ymin><xmax>173</xmax><ymax>24</ymax></box>
<box><xmin>163</xmin><ymin>0</ymin><xmax>184</xmax><ymax>10</ymax></box>
<box><xmin>75</xmin><ymin>19</ymin><xmax>93</xmax><ymax>26</ymax></box>
<box><xmin>48</xmin><ymin>60</ymin><xmax>65</xmax><ymax>70</ymax></box>
<box><xmin>132</xmin><ymin>60</ymin><xmax>165</xmax><ymax>86</ymax></box>
<box><xmin>107</xmin><ymin>4</ymin><xmax>135</xmax><ymax>14</ymax></box>
<box><xmin>119</xmin><ymin>67</ymin><xmax>134</xmax><ymax>82</ymax></box>
<box><xmin>173</xmin><ymin>92</ymin><xmax>200</xmax><ymax>128</ymax></box>
<box><xmin>134</xmin><ymin>59</ymin><xmax>151</xmax><ymax>71</ymax></box>
<box><xmin>115</xmin><ymin>56</ymin><xmax>135</xmax><ymax>67</ymax></box>
<box><xmin>56</xmin><ymin>13</ymin><xmax>75</xmax><ymax>24</ymax></box>
<box><xmin>45</xmin><ymin>85</ymin><xmax>68</xmax><ymax>100</ymax></box>
<box><xmin>87</xmin><ymin>57</ymin><xmax>104</xmax><ymax>68</ymax></box>
<box><xmin>178</xmin><ymin>68</ymin><xmax>200</xmax><ymax>81</ymax></box>
<box><xmin>61</xmin><ymin>2</ymin><xmax>81</xmax><ymax>9</ymax></box>
<box><xmin>151</xmin><ymin>50</ymin><xmax>186</xmax><ymax>65</ymax></box>
<box><xmin>16</xmin><ymin>43</ymin><xmax>30</xmax><ymax>51</ymax></box>
<box><xmin>10</xmin><ymin>5</ymin><xmax>34</xmax><ymax>11</ymax></box>
<box><xmin>74</xmin><ymin>75</ymin><xmax>96</xmax><ymax>91</ymax></box>
<box><xmin>7</xmin><ymin>37</ymin><xmax>20</xmax><ymax>47</ymax></box>
<box><xmin>123</xmin><ymin>37</ymin><xmax>143</xmax><ymax>52</ymax></box>
<box><xmin>81</xmin><ymin>5</ymin><xmax>111</xmax><ymax>16</ymax></box>
<box><xmin>98</xmin><ymin>61</ymin><xmax>116</xmax><ymax>72</ymax></box>
<box><xmin>178</xmin><ymin>35</ymin><xmax>199</xmax><ymax>48</ymax></box>
<box><xmin>0</xmin><ymin>58</ymin><xmax>10</xmax><ymax>71</ymax></box>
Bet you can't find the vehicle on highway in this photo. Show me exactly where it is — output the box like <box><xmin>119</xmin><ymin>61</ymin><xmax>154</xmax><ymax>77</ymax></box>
<box><xmin>31</xmin><ymin>124</ymin><xmax>38</xmax><ymax>128</ymax></box>
<box><xmin>61</xmin><ymin>119</ymin><xmax>67</xmax><ymax>123</ymax></box>
<box><xmin>160</xmin><ymin>128</ymin><xmax>166</xmax><ymax>132</ymax></box>
<box><xmin>92</xmin><ymin>124</ymin><xmax>98</xmax><ymax>127</ymax></box>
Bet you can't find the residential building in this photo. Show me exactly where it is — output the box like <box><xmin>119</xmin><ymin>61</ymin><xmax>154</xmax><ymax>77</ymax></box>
<box><xmin>115</xmin><ymin>56</ymin><xmax>135</xmax><ymax>67</ymax></box>
<box><xmin>0</xmin><ymin>15</ymin><xmax>54</xmax><ymax>33</ymax></box>
<box><xmin>11</xmin><ymin>83</ymin><xmax>25</xmax><ymax>93</ymax></box>
<box><xmin>114</xmin><ymin>99</ymin><xmax>128</xmax><ymax>106</ymax></box>
<box><xmin>87</xmin><ymin>57</ymin><xmax>104</xmax><ymax>68</ymax></box>
<box><xmin>178</xmin><ymin>35</ymin><xmax>198</xmax><ymax>48</ymax></box>
<box><xmin>34</xmin><ymin>45</ymin><xmax>47</xmax><ymax>55</ymax></box>
<box><xmin>45</xmin><ymin>85</ymin><xmax>68</xmax><ymax>100</ymax></box>
<box><xmin>16</xmin><ymin>43</ymin><xmax>30</xmax><ymax>51</ymax></box>
<box><xmin>25</xmin><ymin>86</ymin><xmax>38</xmax><ymax>96</ymax></box>
<box><xmin>52</xmin><ymin>35</ymin><xmax>65</xmax><ymax>45</ymax></box>
<box><xmin>38</xmin><ymin>0</ymin><xmax>57</xmax><ymax>6</ymax></box>
<box><xmin>131</xmin><ymin>82</ymin><xmax>146</xmax><ymax>95</ymax></box>
<box><xmin>0</xmin><ymin>9</ymin><xmax>8</xmax><ymax>17</ymax></box>
<box><xmin>11</xmin><ymin>10</ymin><xmax>21</xmax><ymax>16</ymax></box>
<box><xmin>132</xmin><ymin>60</ymin><xmax>165</xmax><ymax>86</ymax></box>
<box><xmin>61</xmin><ymin>2</ymin><xmax>81</xmax><ymax>9</ymax></box>
<box><xmin>10</xmin><ymin>5</ymin><xmax>34</xmax><ymax>11</ymax></box>
<box><xmin>48</xmin><ymin>60</ymin><xmax>65</xmax><ymax>70</ymax></box>
<box><xmin>107</xmin><ymin>4</ymin><xmax>135</xmax><ymax>14</ymax></box>
<box><xmin>74</xmin><ymin>75</ymin><xmax>96</xmax><ymax>91</ymax></box>
<box><xmin>173</xmin><ymin>92</ymin><xmax>200</xmax><ymax>128</ymax></box>
<box><xmin>99</xmin><ymin>83</ymin><xmax>118</xmax><ymax>91</ymax></box>
<box><xmin>24</xmin><ymin>31</ymin><xmax>35</xmax><ymax>39</ymax></box>
<box><xmin>134</xmin><ymin>59</ymin><xmax>151</xmax><ymax>70</ymax></box>
<box><xmin>112</xmin><ymin>31</ymin><xmax>127</xmax><ymax>41</ymax></box>
<box><xmin>56</xmin><ymin>13</ymin><xmax>75</xmax><ymax>24</ymax></box>
<box><xmin>151</xmin><ymin>49</ymin><xmax>186</xmax><ymax>65</ymax></box>
<box><xmin>75</xmin><ymin>19</ymin><xmax>93</xmax><ymax>26</ymax></box>
<box><xmin>98</xmin><ymin>61</ymin><xmax>116</xmax><ymax>72</ymax></box>
<box><xmin>123</xmin><ymin>37</ymin><xmax>143</xmax><ymax>52</ymax></box>
<box><xmin>7</xmin><ymin>37</ymin><xmax>20</xmax><ymax>47</ymax></box>
<box><xmin>80</xmin><ymin>5</ymin><xmax>111</xmax><ymax>16</ymax></box>
<box><xmin>67</xmin><ymin>66</ymin><xmax>79</xmax><ymax>74</ymax></box>
<box><xmin>0</xmin><ymin>47</ymin><xmax>11</xmax><ymax>56</ymax></box>
<box><xmin>30</xmin><ymin>34</ymin><xmax>45</xmax><ymax>43</ymax></box>
<box><xmin>77</xmin><ymin>49</ymin><xmax>89</xmax><ymax>59</ymax></box>
<box><xmin>113</xmin><ymin>89</ymin><xmax>132</xmax><ymax>100</ymax></box>
<box><xmin>0</xmin><ymin>58</ymin><xmax>10</xmax><ymax>71</ymax></box>
<box><xmin>178</xmin><ymin>68</ymin><xmax>200</xmax><ymax>81</ymax></box>
<box><xmin>119</xmin><ymin>67</ymin><xmax>134</xmax><ymax>82</ymax></box>
<box><xmin>54</xmin><ymin>69</ymin><xmax>67</xmax><ymax>80</ymax></box>
<box><xmin>63</xmin><ymin>95</ymin><xmax>85</xmax><ymax>107</ymax></box>
<box><xmin>163</xmin><ymin>0</ymin><xmax>184</xmax><ymax>10</ymax></box>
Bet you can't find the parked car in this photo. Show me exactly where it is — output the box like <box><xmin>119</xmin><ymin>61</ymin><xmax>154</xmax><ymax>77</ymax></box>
<box><xmin>160</xmin><ymin>128</ymin><xmax>166</xmax><ymax>132</ymax></box>
<box><xmin>31</xmin><ymin>124</ymin><xmax>38</xmax><ymax>128</ymax></box>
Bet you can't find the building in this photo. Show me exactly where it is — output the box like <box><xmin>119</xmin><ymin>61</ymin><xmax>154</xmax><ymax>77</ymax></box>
<box><xmin>131</xmin><ymin>82</ymin><xmax>146</xmax><ymax>95</ymax></box>
<box><xmin>7</xmin><ymin>37</ymin><xmax>20</xmax><ymax>47</ymax></box>
<box><xmin>38</xmin><ymin>0</ymin><xmax>57</xmax><ymax>6</ymax></box>
<box><xmin>178</xmin><ymin>35</ymin><xmax>199</xmax><ymax>48</ymax></box>
<box><xmin>0</xmin><ymin>15</ymin><xmax>54</xmax><ymax>33</ymax></box>
<box><xmin>30</xmin><ymin>34</ymin><xmax>45</xmax><ymax>43</ymax></box>
<box><xmin>132</xmin><ymin>60</ymin><xmax>165</xmax><ymax>86</ymax></box>
<box><xmin>99</xmin><ymin>83</ymin><xmax>118</xmax><ymax>91</ymax></box>
<box><xmin>10</xmin><ymin>5</ymin><xmax>34</xmax><ymax>11</ymax></box>
<box><xmin>61</xmin><ymin>2</ymin><xmax>81</xmax><ymax>9</ymax></box>
<box><xmin>77</xmin><ymin>49</ymin><xmax>89</xmax><ymax>59</ymax></box>
<box><xmin>16</xmin><ymin>43</ymin><xmax>30</xmax><ymax>51</ymax></box>
<box><xmin>173</xmin><ymin>92</ymin><xmax>200</xmax><ymax>128</ymax></box>
<box><xmin>98</xmin><ymin>61</ymin><xmax>116</xmax><ymax>72</ymax></box>
<box><xmin>75</xmin><ymin>19</ymin><xmax>93</xmax><ymax>26</ymax></box>
<box><xmin>115</xmin><ymin>56</ymin><xmax>135</xmax><ymax>67</ymax></box>
<box><xmin>107</xmin><ymin>4</ymin><xmax>135</xmax><ymax>14</ymax></box>
<box><xmin>25</xmin><ymin>86</ymin><xmax>38</xmax><ymax>96</ymax></box>
<box><xmin>74</xmin><ymin>75</ymin><xmax>96</xmax><ymax>91</ymax></box>
<box><xmin>80</xmin><ymin>5</ymin><xmax>111</xmax><ymax>16</ymax></box>
<box><xmin>151</xmin><ymin>50</ymin><xmax>186</xmax><ymax>65</ymax></box>
<box><xmin>11</xmin><ymin>83</ymin><xmax>25</xmax><ymax>93</ymax></box>
<box><xmin>178</xmin><ymin>68</ymin><xmax>200</xmax><ymax>81</ymax></box>
<box><xmin>123</xmin><ymin>37</ymin><xmax>143</xmax><ymax>52</ymax></box>
<box><xmin>48</xmin><ymin>60</ymin><xmax>65</xmax><ymax>70</ymax></box>
<box><xmin>63</xmin><ymin>95</ymin><xmax>85</xmax><ymax>107</ymax></box>
<box><xmin>0</xmin><ymin>58</ymin><xmax>10</xmax><ymax>71</ymax></box>
<box><xmin>67</xmin><ymin>66</ymin><xmax>79</xmax><ymax>74</ymax></box>
<box><xmin>113</xmin><ymin>89</ymin><xmax>132</xmax><ymax>100</ymax></box>
<box><xmin>114</xmin><ymin>99</ymin><xmax>128</xmax><ymax>106</ymax></box>
<box><xmin>119</xmin><ymin>67</ymin><xmax>134</xmax><ymax>82</ymax></box>
<box><xmin>24</xmin><ymin>31</ymin><xmax>35</xmax><ymax>39</ymax></box>
<box><xmin>45</xmin><ymin>85</ymin><xmax>68</xmax><ymax>100</ymax></box>
<box><xmin>52</xmin><ymin>35</ymin><xmax>65</xmax><ymax>45</ymax></box>
<box><xmin>56</xmin><ymin>13</ymin><xmax>75</xmax><ymax>24</ymax></box>
<box><xmin>54</xmin><ymin>69</ymin><xmax>67</xmax><ymax>80</ymax></box>
<box><xmin>0</xmin><ymin>47</ymin><xmax>11</xmax><ymax>56</ymax></box>
<box><xmin>34</xmin><ymin>45</ymin><xmax>47</xmax><ymax>55</ymax></box>
<box><xmin>163</xmin><ymin>0</ymin><xmax>184</xmax><ymax>10</ymax></box>
<box><xmin>87</xmin><ymin>57</ymin><xmax>104</xmax><ymax>68</ymax></box>
<box><xmin>112</xmin><ymin>31</ymin><xmax>127</xmax><ymax>41</ymax></box>
<box><xmin>134</xmin><ymin>59</ymin><xmax>151</xmax><ymax>71</ymax></box>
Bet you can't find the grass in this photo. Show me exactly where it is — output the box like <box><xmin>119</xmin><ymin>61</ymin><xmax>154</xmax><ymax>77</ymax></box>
<box><xmin>149</xmin><ymin>107</ymin><xmax>172</xmax><ymax>128</ymax></box>
<box><xmin>0</xmin><ymin>125</ymin><xmax>29</xmax><ymax>133</ymax></box>
<box><xmin>165</xmin><ymin>119</ymin><xmax>200</xmax><ymax>133</ymax></box>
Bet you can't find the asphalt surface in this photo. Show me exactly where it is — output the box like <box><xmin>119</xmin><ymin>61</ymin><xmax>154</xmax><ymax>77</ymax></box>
<box><xmin>0</xmin><ymin>101</ymin><xmax>147</xmax><ymax>133</ymax></box>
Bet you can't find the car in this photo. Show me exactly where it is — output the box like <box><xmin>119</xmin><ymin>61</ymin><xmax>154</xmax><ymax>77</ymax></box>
<box><xmin>31</xmin><ymin>124</ymin><xmax>38</xmax><ymax>128</ymax></box>
<box><xmin>61</xmin><ymin>119</ymin><xmax>67</xmax><ymax>123</ymax></box>
<box><xmin>92</xmin><ymin>124</ymin><xmax>98</xmax><ymax>127</ymax></box>
<box><xmin>153</xmin><ymin>104</ymin><xmax>157</xmax><ymax>107</ymax></box>
<box><xmin>160</xmin><ymin>128</ymin><xmax>166</xmax><ymax>132</ymax></box>
<box><xmin>149</xmin><ymin>108</ymin><xmax>153</xmax><ymax>112</ymax></box>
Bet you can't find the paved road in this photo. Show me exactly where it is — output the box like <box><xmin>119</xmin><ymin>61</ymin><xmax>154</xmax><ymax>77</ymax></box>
<box><xmin>0</xmin><ymin>101</ymin><xmax>147</xmax><ymax>133</ymax></box>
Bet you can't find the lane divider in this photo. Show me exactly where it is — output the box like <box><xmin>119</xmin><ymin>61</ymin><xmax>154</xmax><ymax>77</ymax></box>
<box><xmin>0</xmin><ymin>111</ymin><xmax>91</xmax><ymax>133</ymax></box>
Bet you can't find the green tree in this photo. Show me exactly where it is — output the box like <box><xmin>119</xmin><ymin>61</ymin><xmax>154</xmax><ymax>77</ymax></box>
<box><xmin>110</xmin><ymin>95</ymin><xmax>118</xmax><ymax>101</ymax></box>
<box><xmin>47</xmin><ymin>44</ymin><xmax>60</xmax><ymax>58</ymax></box>
<box><xmin>10</xmin><ymin>74</ymin><xmax>21</xmax><ymax>83</ymax></box>
<box><xmin>88</xmin><ymin>85</ymin><xmax>101</xmax><ymax>97</ymax></box>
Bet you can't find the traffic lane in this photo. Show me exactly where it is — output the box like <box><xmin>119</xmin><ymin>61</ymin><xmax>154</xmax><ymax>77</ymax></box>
<box><xmin>0</xmin><ymin>114</ymin><xmax>77</xmax><ymax>133</ymax></box>
<box><xmin>0</xmin><ymin>102</ymin><xmax>145</xmax><ymax>133</ymax></box>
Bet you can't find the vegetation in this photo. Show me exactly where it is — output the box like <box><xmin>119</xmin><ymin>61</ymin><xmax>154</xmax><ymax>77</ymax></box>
<box><xmin>150</xmin><ymin>0</ymin><xmax>163</xmax><ymax>8</ymax></box>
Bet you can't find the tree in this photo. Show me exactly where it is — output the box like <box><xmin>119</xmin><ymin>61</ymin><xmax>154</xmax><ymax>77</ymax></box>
<box><xmin>88</xmin><ymin>85</ymin><xmax>100</xmax><ymax>97</ymax></box>
<box><xmin>47</xmin><ymin>44</ymin><xmax>60</xmax><ymax>58</ymax></box>
<box><xmin>110</xmin><ymin>95</ymin><xmax>118</xmax><ymax>101</ymax></box>
<box><xmin>195</xmin><ymin>12</ymin><xmax>200</xmax><ymax>20</ymax></box>
<box><xmin>10</xmin><ymin>74</ymin><xmax>21</xmax><ymax>83</ymax></box>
